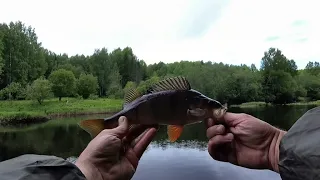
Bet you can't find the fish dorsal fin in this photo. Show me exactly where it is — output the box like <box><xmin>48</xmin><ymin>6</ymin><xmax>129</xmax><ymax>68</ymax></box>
<box><xmin>123</xmin><ymin>88</ymin><xmax>141</xmax><ymax>107</ymax></box>
<box><xmin>150</xmin><ymin>76</ymin><xmax>191</xmax><ymax>93</ymax></box>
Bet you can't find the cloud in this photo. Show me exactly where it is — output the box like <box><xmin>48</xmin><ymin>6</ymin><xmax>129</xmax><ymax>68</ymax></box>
<box><xmin>265</xmin><ymin>36</ymin><xmax>281</xmax><ymax>42</ymax></box>
<box><xmin>291</xmin><ymin>20</ymin><xmax>308</xmax><ymax>27</ymax></box>
<box><xmin>0</xmin><ymin>0</ymin><xmax>319</xmax><ymax>69</ymax></box>
<box><xmin>175</xmin><ymin>0</ymin><xmax>231</xmax><ymax>39</ymax></box>
<box><xmin>296</xmin><ymin>37</ymin><xmax>308</xmax><ymax>43</ymax></box>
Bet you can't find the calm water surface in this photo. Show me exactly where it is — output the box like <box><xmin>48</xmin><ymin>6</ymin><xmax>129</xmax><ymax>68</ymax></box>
<box><xmin>0</xmin><ymin>105</ymin><xmax>317</xmax><ymax>180</ymax></box>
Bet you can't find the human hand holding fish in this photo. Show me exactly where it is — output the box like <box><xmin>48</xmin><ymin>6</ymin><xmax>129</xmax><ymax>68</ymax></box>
<box><xmin>75</xmin><ymin>116</ymin><xmax>157</xmax><ymax>180</ymax></box>
<box><xmin>205</xmin><ymin>112</ymin><xmax>286</xmax><ymax>172</ymax></box>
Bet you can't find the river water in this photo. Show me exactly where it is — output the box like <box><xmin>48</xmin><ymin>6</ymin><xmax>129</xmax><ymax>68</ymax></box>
<box><xmin>0</xmin><ymin>105</ymin><xmax>317</xmax><ymax>179</ymax></box>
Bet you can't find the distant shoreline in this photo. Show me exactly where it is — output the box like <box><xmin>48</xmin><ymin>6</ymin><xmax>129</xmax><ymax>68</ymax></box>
<box><xmin>0</xmin><ymin>98</ymin><xmax>319</xmax><ymax>126</ymax></box>
<box><xmin>230</xmin><ymin>101</ymin><xmax>320</xmax><ymax>108</ymax></box>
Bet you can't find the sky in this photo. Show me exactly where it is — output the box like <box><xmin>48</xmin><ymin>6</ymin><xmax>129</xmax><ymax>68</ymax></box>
<box><xmin>1</xmin><ymin>0</ymin><xmax>319</xmax><ymax>69</ymax></box>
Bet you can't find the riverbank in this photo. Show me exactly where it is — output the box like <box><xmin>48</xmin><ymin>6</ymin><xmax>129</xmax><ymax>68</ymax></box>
<box><xmin>0</xmin><ymin>98</ymin><xmax>123</xmax><ymax>126</ymax></box>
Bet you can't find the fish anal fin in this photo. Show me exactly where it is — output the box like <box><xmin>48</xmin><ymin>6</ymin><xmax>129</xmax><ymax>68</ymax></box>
<box><xmin>150</xmin><ymin>76</ymin><xmax>191</xmax><ymax>93</ymax></box>
<box><xmin>167</xmin><ymin>125</ymin><xmax>184</xmax><ymax>142</ymax></box>
<box><xmin>123</xmin><ymin>88</ymin><xmax>141</xmax><ymax>107</ymax></box>
<box><xmin>78</xmin><ymin>119</ymin><xmax>105</xmax><ymax>138</ymax></box>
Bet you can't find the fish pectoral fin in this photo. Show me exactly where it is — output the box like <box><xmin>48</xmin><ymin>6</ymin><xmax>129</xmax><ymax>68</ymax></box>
<box><xmin>78</xmin><ymin>119</ymin><xmax>105</xmax><ymax>138</ymax></box>
<box><xmin>187</xmin><ymin>108</ymin><xmax>206</xmax><ymax>117</ymax></box>
<box><xmin>167</xmin><ymin>125</ymin><xmax>184</xmax><ymax>142</ymax></box>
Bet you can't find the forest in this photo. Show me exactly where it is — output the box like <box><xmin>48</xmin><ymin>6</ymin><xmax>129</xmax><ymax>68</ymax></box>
<box><xmin>0</xmin><ymin>21</ymin><xmax>319</xmax><ymax>105</ymax></box>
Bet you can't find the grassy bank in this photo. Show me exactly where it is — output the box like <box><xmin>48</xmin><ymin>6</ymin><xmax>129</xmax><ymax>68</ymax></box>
<box><xmin>230</xmin><ymin>100</ymin><xmax>320</xmax><ymax>108</ymax></box>
<box><xmin>0</xmin><ymin>98</ymin><xmax>123</xmax><ymax>125</ymax></box>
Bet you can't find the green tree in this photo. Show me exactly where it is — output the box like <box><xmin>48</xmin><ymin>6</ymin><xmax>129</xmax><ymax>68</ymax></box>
<box><xmin>146</xmin><ymin>62</ymin><xmax>168</xmax><ymax>77</ymax></box>
<box><xmin>305</xmin><ymin>61</ymin><xmax>320</xmax><ymax>76</ymax></box>
<box><xmin>136</xmin><ymin>75</ymin><xmax>161</xmax><ymax>94</ymax></box>
<box><xmin>26</xmin><ymin>77</ymin><xmax>53</xmax><ymax>104</ymax></box>
<box><xmin>3</xmin><ymin>19</ymin><xmax>320</xmax><ymax>105</ymax></box>
<box><xmin>49</xmin><ymin>69</ymin><xmax>76</xmax><ymax>101</ymax></box>
<box><xmin>0</xmin><ymin>29</ymin><xmax>4</xmax><ymax>79</ymax></box>
<box><xmin>88</xmin><ymin>48</ymin><xmax>111</xmax><ymax>97</ymax></box>
<box><xmin>264</xmin><ymin>70</ymin><xmax>298</xmax><ymax>104</ymax></box>
<box><xmin>261</xmin><ymin>48</ymin><xmax>299</xmax><ymax>104</ymax></box>
<box><xmin>106</xmin><ymin>63</ymin><xmax>123</xmax><ymax>98</ymax></box>
<box><xmin>221</xmin><ymin>68</ymin><xmax>262</xmax><ymax>104</ymax></box>
<box><xmin>58</xmin><ymin>63</ymin><xmax>83</xmax><ymax>78</ymax></box>
<box><xmin>110</xmin><ymin>47</ymin><xmax>146</xmax><ymax>87</ymax></box>
<box><xmin>261</xmin><ymin>48</ymin><xmax>298</xmax><ymax>77</ymax></box>
<box><xmin>77</xmin><ymin>73</ymin><xmax>98</xmax><ymax>99</ymax></box>
<box><xmin>123</xmin><ymin>81</ymin><xmax>137</xmax><ymax>93</ymax></box>
<box><xmin>68</xmin><ymin>54</ymin><xmax>91</xmax><ymax>74</ymax></box>
<box><xmin>0</xmin><ymin>82</ymin><xmax>24</xmax><ymax>100</ymax></box>
<box><xmin>296</xmin><ymin>72</ymin><xmax>320</xmax><ymax>100</ymax></box>
<box><xmin>0</xmin><ymin>21</ymin><xmax>47</xmax><ymax>89</ymax></box>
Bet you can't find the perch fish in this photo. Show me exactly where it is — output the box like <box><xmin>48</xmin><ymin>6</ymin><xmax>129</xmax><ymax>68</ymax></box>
<box><xmin>79</xmin><ymin>76</ymin><xmax>227</xmax><ymax>142</ymax></box>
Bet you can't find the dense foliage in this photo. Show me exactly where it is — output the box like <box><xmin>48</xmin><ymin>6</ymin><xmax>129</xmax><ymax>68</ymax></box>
<box><xmin>26</xmin><ymin>77</ymin><xmax>53</xmax><ymax>104</ymax></box>
<box><xmin>0</xmin><ymin>21</ymin><xmax>319</xmax><ymax>105</ymax></box>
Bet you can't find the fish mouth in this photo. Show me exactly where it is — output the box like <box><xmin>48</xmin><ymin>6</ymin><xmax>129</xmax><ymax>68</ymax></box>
<box><xmin>212</xmin><ymin>106</ymin><xmax>227</xmax><ymax>119</ymax></box>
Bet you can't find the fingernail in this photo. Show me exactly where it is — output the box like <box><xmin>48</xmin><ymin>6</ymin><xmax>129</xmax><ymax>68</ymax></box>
<box><xmin>226</xmin><ymin>133</ymin><xmax>234</xmax><ymax>141</ymax></box>
<box><xmin>218</xmin><ymin>125</ymin><xmax>224</xmax><ymax>132</ymax></box>
<box><xmin>119</xmin><ymin>116</ymin><xmax>126</xmax><ymax>123</ymax></box>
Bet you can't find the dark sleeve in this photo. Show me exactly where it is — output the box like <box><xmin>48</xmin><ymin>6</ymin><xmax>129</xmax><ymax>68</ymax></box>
<box><xmin>0</xmin><ymin>154</ymin><xmax>86</xmax><ymax>180</ymax></box>
<box><xmin>278</xmin><ymin>106</ymin><xmax>320</xmax><ymax>180</ymax></box>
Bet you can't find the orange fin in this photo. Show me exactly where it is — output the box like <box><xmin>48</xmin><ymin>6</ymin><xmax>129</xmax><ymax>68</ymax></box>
<box><xmin>78</xmin><ymin>119</ymin><xmax>105</xmax><ymax>138</ymax></box>
<box><xmin>167</xmin><ymin>125</ymin><xmax>184</xmax><ymax>142</ymax></box>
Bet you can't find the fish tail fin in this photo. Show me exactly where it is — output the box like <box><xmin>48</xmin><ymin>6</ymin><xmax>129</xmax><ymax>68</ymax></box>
<box><xmin>78</xmin><ymin>119</ymin><xmax>105</xmax><ymax>138</ymax></box>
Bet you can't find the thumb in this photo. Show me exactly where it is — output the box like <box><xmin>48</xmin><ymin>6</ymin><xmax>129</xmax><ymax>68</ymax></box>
<box><xmin>106</xmin><ymin>116</ymin><xmax>129</xmax><ymax>138</ymax></box>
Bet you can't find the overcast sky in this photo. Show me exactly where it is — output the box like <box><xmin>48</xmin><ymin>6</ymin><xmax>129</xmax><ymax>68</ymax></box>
<box><xmin>1</xmin><ymin>0</ymin><xmax>318</xmax><ymax>69</ymax></box>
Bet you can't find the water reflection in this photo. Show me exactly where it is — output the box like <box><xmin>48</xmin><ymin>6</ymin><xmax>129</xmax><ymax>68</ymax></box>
<box><xmin>0</xmin><ymin>124</ymin><xmax>91</xmax><ymax>161</ymax></box>
<box><xmin>231</xmin><ymin>105</ymin><xmax>317</xmax><ymax>130</ymax></box>
<box><xmin>133</xmin><ymin>143</ymin><xmax>280</xmax><ymax>180</ymax></box>
<box><xmin>0</xmin><ymin>105</ymin><xmax>317</xmax><ymax>179</ymax></box>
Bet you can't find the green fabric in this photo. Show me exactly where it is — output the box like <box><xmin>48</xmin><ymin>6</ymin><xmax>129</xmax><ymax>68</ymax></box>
<box><xmin>0</xmin><ymin>154</ymin><xmax>86</xmax><ymax>180</ymax></box>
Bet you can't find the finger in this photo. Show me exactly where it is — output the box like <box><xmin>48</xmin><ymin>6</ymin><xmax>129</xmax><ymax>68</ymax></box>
<box><xmin>218</xmin><ymin>112</ymin><xmax>243</xmax><ymax>126</ymax></box>
<box><xmin>133</xmin><ymin>127</ymin><xmax>157</xmax><ymax>159</ymax></box>
<box><xmin>208</xmin><ymin>133</ymin><xmax>234</xmax><ymax>159</ymax></box>
<box><xmin>103</xmin><ymin>116</ymin><xmax>129</xmax><ymax>138</ymax></box>
<box><xmin>206</xmin><ymin>124</ymin><xmax>226</xmax><ymax>139</ymax></box>
<box><xmin>125</xmin><ymin>128</ymin><xmax>157</xmax><ymax>170</ymax></box>
<box><xmin>125</xmin><ymin>124</ymin><xmax>158</xmax><ymax>143</ymax></box>
<box><xmin>208</xmin><ymin>133</ymin><xmax>234</xmax><ymax>146</ymax></box>
<box><xmin>130</xmin><ymin>124</ymin><xmax>160</xmax><ymax>147</ymax></box>
<box><xmin>130</xmin><ymin>128</ymin><xmax>149</xmax><ymax>147</ymax></box>
<box><xmin>204</xmin><ymin>118</ymin><xmax>214</xmax><ymax>128</ymax></box>
<box><xmin>125</xmin><ymin>148</ymin><xmax>140</xmax><ymax>169</ymax></box>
